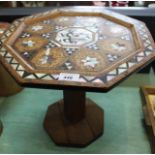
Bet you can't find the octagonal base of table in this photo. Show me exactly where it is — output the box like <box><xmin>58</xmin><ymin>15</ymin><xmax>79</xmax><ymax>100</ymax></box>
<box><xmin>43</xmin><ymin>98</ymin><xmax>103</xmax><ymax>147</ymax></box>
<box><xmin>0</xmin><ymin>120</ymin><xmax>2</xmax><ymax>136</ymax></box>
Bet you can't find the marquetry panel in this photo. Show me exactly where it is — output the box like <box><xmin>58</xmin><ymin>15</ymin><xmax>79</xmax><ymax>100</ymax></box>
<box><xmin>0</xmin><ymin>7</ymin><xmax>155</xmax><ymax>90</ymax></box>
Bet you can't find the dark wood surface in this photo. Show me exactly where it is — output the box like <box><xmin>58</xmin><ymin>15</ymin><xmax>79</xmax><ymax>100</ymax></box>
<box><xmin>64</xmin><ymin>90</ymin><xmax>85</xmax><ymax>123</ymax></box>
<box><xmin>43</xmin><ymin>91</ymin><xmax>103</xmax><ymax>147</ymax></box>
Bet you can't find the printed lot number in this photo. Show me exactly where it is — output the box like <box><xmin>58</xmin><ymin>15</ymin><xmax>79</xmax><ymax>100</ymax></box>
<box><xmin>58</xmin><ymin>73</ymin><xmax>80</xmax><ymax>81</ymax></box>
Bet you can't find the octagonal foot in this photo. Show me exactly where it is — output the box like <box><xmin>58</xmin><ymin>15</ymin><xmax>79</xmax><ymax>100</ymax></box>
<box><xmin>43</xmin><ymin>98</ymin><xmax>104</xmax><ymax>147</ymax></box>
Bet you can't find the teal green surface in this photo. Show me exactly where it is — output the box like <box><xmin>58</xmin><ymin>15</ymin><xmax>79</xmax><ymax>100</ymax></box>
<box><xmin>0</xmin><ymin>72</ymin><xmax>155</xmax><ymax>153</ymax></box>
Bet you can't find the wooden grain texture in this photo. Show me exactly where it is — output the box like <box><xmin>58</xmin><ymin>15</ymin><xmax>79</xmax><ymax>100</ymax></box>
<box><xmin>59</xmin><ymin>100</ymin><xmax>94</xmax><ymax>146</ymax></box>
<box><xmin>43</xmin><ymin>94</ymin><xmax>103</xmax><ymax>147</ymax></box>
<box><xmin>86</xmin><ymin>98</ymin><xmax>104</xmax><ymax>137</ymax></box>
<box><xmin>64</xmin><ymin>90</ymin><xmax>85</xmax><ymax>123</ymax></box>
<box><xmin>43</xmin><ymin>101</ymin><xmax>68</xmax><ymax>144</ymax></box>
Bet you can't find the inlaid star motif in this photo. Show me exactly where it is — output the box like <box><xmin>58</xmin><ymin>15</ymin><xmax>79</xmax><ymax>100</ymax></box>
<box><xmin>23</xmin><ymin>40</ymin><xmax>35</xmax><ymax>47</ymax></box>
<box><xmin>39</xmin><ymin>49</ymin><xmax>51</xmax><ymax>64</ymax></box>
<box><xmin>45</xmin><ymin>48</ymin><xmax>50</xmax><ymax>55</ymax></box>
<box><xmin>81</xmin><ymin>56</ymin><xmax>99</xmax><ymax>68</ymax></box>
<box><xmin>40</xmin><ymin>55</ymin><xmax>49</xmax><ymax>64</ymax></box>
<box><xmin>32</xmin><ymin>25</ymin><xmax>43</xmax><ymax>31</ymax></box>
<box><xmin>21</xmin><ymin>33</ymin><xmax>31</xmax><ymax>38</ymax></box>
<box><xmin>111</xmin><ymin>42</ymin><xmax>126</xmax><ymax>52</ymax></box>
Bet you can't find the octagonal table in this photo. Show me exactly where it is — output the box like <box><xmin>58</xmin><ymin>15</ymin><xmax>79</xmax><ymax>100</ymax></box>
<box><xmin>0</xmin><ymin>7</ymin><xmax>155</xmax><ymax>147</ymax></box>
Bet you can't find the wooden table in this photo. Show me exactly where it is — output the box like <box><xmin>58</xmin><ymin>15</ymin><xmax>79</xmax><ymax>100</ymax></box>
<box><xmin>0</xmin><ymin>7</ymin><xmax>155</xmax><ymax>147</ymax></box>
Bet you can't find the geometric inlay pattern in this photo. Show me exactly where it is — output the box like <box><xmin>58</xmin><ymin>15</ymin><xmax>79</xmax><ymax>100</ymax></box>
<box><xmin>0</xmin><ymin>7</ymin><xmax>155</xmax><ymax>91</ymax></box>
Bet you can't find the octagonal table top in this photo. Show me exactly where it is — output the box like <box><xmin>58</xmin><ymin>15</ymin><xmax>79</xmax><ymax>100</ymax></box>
<box><xmin>0</xmin><ymin>7</ymin><xmax>155</xmax><ymax>91</ymax></box>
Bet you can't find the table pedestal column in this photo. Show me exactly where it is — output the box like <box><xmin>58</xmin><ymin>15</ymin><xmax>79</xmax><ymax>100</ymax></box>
<box><xmin>0</xmin><ymin>120</ymin><xmax>2</xmax><ymax>136</ymax></box>
<box><xmin>43</xmin><ymin>90</ymin><xmax>103</xmax><ymax>147</ymax></box>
